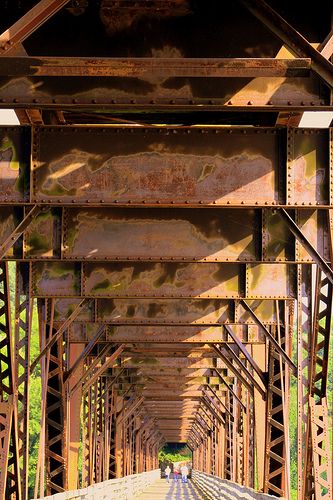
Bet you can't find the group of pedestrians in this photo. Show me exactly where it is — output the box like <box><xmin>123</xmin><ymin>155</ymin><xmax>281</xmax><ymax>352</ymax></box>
<box><xmin>164</xmin><ymin>464</ymin><xmax>189</xmax><ymax>483</ymax></box>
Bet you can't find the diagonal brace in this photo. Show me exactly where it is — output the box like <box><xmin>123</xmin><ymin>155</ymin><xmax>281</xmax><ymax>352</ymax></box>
<box><xmin>278</xmin><ymin>208</ymin><xmax>333</xmax><ymax>285</ymax></box>
<box><xmin>0</xmin><ymin>205</ymin><xmax>41</xmax><ymax>260</ymax></box>
<box><xmin>240</xmin><ymin>0</ymin><xmax>333</xmax><ymax>88</ymax></box>
<box><xmin>240</xmin><ymin>298</ymin><xmax>297</xmax><ymax>372</ymax></box>
<box><xmin>212</xmin><ymin>367</ymin><xmax>246</xmax><ymax>411</ymax></box>
<box><xmin>64</xmin><ymin>323</ymin><xmax>106</xmax><ymax>383</ymax></box>
<box><xmin>0</xmin><ymin>0</ymin><xmax>71</xmax><ymax>55</ymax></box>
<box><xmin>30</xmin><ymin>298</ymin><xmax>90</xmax><ymax>373</ymax></box>
<box><xmin>224</xmin><ymin>324</ymin><xmax>266</xmax><ymax>385</ymax></box>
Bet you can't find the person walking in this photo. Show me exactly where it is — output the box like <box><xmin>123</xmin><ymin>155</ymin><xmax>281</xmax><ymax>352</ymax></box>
<box><xmin>181</xmin><ymin>464</ymin><xmax>189</xmax><ymax>483</ymax></box>
<box><xmin>164</xmin><ymin>465</ymin><xmax>171</xmax><ymax>483</ymax></box>
<box><xmin>173</xmin><ymin>464</ymin><xmax>180</xmax><ymax>482</ymax></box>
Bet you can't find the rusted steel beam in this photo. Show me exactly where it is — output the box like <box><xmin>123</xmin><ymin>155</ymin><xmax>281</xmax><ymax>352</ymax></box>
<box><xmin>223</xmin><ymin>343</ymin><xmax>266</xmax><ymax>398</ymax></box>
<box><xmin>14</xmin><ymin>263</ymin><xmax>32</xmax><ymax>500</ymax></box>
<box><xmin>64</xmin><ymin>324</ymin><xmax>106</xmax><ymax>383</ymax></box>
<box><xmin>204</xmin><ymin>385</ymin><xmax>233</xmax><ymax>420</ymax></box>
<box><xmin>0</xmin><ymin>205</ymin><xmax>41</xmax><ymax>260</ymax></box>
<box><xmin>212</xmin><ymin>345</ymin><xmax>255</xmax><ymax>396</ymax></box>
<box><xmin>30</xmin><ymin>298</ymin><xmax>89</xmax><ymax>372</ymax></box>
<box><xmin>224</xmin><ymin>324</ymin><xmax>266</xmax><ymax>385</ymax></box>
<box><xmin>304</xmin><ymin>267</ymin><xmax>332</xmax><ymax>498</ymax></box>
<box><xmin>279</xmin><ymin>209</ymin><xmax>333</xmax><ymax>285</ymax></box>
<box><xmin>240</xmin><ymin>0</ymin><xmax>333</xmax><ymax>88</ymax></box>
<box><xmin>0</xmin><ymin>397</ymin><xmax>14</xmax><ymax>500</ymax></box>
<box><xmin>240</xmin><ymin>300</ymin><xmax>296</xmax><ymax>372</ymax></box>
<box><xmin>212</xmin><ymin>368</ymin><xmax>246</xmax><ymax>411</ymax></box>
<box><xmin>0</xmin><ymin>0</ymin><xmax>71</xmax><ymax>55</ymax></box>
<box><xmin>70</xmin><ymin>343</ymin><xmax>113</xmax><ymax>396</ymax></box>
<box><xmin>81</xmin><ymin>345</ymin><xmax>125</xmax><ymax>394</ymax></box>
<box><xmin>0</xmin><ymin>56</ymin><xmax>311</xmax><ymax>78</ymax></box>
<box><xmin>0</xmin><ymin>263</ymin><xmax>22</xmax><ymax>500</ymax></box>
<box><xmin>318</xmin><ymin>28</ymin><xmax>333</xmax><ymax>59</ymax></box>
<box><xmin>32</xmin><ymin>261</ymin><xmax>297</xmax><ymax>300</ymax></box>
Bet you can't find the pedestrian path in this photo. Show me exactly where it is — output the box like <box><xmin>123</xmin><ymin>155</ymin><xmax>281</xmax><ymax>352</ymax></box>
<box><xmin>136</xmin><ymin>477</ymin><xmax>209</xmax><ymax>499</ymax></box>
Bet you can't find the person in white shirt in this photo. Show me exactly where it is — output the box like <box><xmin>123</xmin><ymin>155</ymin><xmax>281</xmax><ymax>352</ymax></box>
<box><xmin>181</xmin><ymin>464</ymin><xmax>189</xmax><ymax>483</ymax></box>
<box><xmin>164</xmin><ymin>465</ymin><xmax>171</xmax><ymax>483</ymax></box>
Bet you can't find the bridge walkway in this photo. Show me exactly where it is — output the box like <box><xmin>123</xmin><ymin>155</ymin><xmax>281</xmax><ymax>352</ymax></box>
<box><xmin>136</xmin><ymin>477</ymin><xmax>208</xmax><ymax>499</ymax></box>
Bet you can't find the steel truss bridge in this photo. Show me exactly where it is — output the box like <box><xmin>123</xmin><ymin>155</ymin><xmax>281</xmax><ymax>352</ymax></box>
<box><xmin>0</xmin><ymin>0</ymin><xmax>332</xmax><ymax>499</ymax></box>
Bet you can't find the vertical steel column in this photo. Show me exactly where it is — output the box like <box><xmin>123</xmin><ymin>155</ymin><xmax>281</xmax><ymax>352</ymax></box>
<box><xmin>14</xmin><ymin>263</ymin><xmax>32</xmax><ymax>500</ymax></box>
<box><xmin>263</xmin><ymin>318</ymin><xmax>289</xmax><ymax>497</ymax></box>
<box><xmin>224</xmin><ymin>390</ymin><xmax>233</xmax><ymax>481</ymax></box>
<box><xmin>297</xmin><ymin>265</ymin><xmax>312</xmax><ymax>498</ymax></box>
<box><xmin>44</xmin><ymin>299</ymin><xmax>67</xmax><ymax>494</ymax></box>
<box><xmin>252</xmin><ymin>343</ymin><xmax>266</xmax><ymax>491</ymax></box>
<box><xmin>82</xmin><ymin>383</ymin><xmax>91</xmax><ymax>487</ymax></box>
<box><xmin>0</xmin><ymin>262</ymin><xmax>21</xmax><ymax>500</ymax></box>
<box><xmin>0</xmin><ymin>397</ymin><xmax>14</xmax><ymax>500</ymax></box>
<box><xmin>304</xmin><ymin>265</ymin><xmax>332</xmax><ymax>498</ymax></box>
<box><xmin>67</xmin><ymin>343</ymin><xmax>85</xmax><ymax>490</ymax></box>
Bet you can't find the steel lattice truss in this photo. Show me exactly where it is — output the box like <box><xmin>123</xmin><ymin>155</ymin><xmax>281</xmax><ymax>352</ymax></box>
<box><xmin>0</xmin><ymin>1</ymin><xmax>332</xmax><ymax>499</ymax></box>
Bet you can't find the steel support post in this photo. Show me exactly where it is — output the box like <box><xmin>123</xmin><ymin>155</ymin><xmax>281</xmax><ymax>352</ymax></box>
<box><xmin>82</xmin><ymin>384</ymin><xmax>92</xmax><ymax>487</ymax></box>
<box><xmin>44</xmin><ymin>300</ymin><xmax>67</xmax><ymax>494</ymax></box>
<box><xmin>263</xmin><ymin>315</ymin><xmax>290</xmax><ymax>497</ymax></box>
<box><xmin>67</xmin><ymin>343</ymin><xmax>85</xmax><ymax>490</ymax></box>
<box><xmin>296</xmin><ymin>265</ymin><xmax>313</xmax><ymax>498</ymax></box>
<box><xmin>0</xmin><ymin>397</ymin><xmax>14</xmax><ymax>500</ymax></box>
<box><xmin>304</xmin><ymin>266</ymin><xmax>332</xmax><ymax>498</ymax></box>
<box><xmin>252</xmin><ymin>343</ymin><xmax>267</xmax><ymax>491</ymax></box>
<box><xmin>14</xmin><ymin>263</ymin><xmax>32</xmax><ymax>500</ymax></box>
<box><xmin>224</xmin><ymin>390</ymin><xmax>233</xmax><ymax>481</ymax></box>
<box><xmin>0</xmin><ymin>262</ymin><xmax>22</xmax><ymax>500</ymax></box>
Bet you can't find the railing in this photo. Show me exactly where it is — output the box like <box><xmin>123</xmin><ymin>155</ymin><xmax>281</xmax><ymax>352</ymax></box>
<box><xmin>40</xmin><ymin>469</ymin><xmax>160</xmax><ymax>500</ymax></box>
<box><xmin>191</xmin><ymin>470</ymin><xmax>281</xmax><ymax>499</ymax></box>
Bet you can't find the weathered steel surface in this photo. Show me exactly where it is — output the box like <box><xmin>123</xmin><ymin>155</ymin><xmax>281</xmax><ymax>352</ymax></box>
<box><xmin>61</xmin><ymin>208</ymin><xmax>256</xmax><ymax>261</ymax></box>
<box><xmin>0</xmin><ymin>127</ymin><xmax>29</xmax><ymax>203</ymax></box>
<box><xmin>33</xmin><ymin>127</ymin><xmax>279</xmax><ymax>206</ymax></box>
<box><xmin>0</xmin><ymin>56</ymin><xmax>312</xmax><ymax>78</ymax></box>
<box><xmin>287</xmin><ymin>129</ymin><xmax>329</xmax><ymax>206</ymax></box>
<box><xmin>52</xmin><ymin>297</ymin><xmax>279</xmax><ymax>325</ymax></box>
<box><xmin>67</xmin><ymin>324</ymin><xmax>264</xmax><ymax>344</ymax></box>
<box><xmin>31</xmin><ymin>261</ymin><xmax>298</xmax><ymax>298</ymax></box>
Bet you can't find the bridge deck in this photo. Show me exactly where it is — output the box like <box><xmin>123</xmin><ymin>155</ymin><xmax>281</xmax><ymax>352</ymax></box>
<box><xmin>137</xmin><ymin>478</ymin><xmax>208</xmax><ymax>499</ymax></box>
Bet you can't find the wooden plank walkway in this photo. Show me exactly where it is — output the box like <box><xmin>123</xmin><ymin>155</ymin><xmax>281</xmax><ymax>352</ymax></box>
<box><xmin>136</xmin><ymin>477</ymin><xmax>209</xmax><ymax>499</ymax></box>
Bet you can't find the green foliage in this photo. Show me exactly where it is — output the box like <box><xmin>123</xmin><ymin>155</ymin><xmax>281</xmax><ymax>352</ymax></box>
<box><xmin>158</xmin><ymin>444</ymin><xmax>192</xmax><ymax>470</ymax></box>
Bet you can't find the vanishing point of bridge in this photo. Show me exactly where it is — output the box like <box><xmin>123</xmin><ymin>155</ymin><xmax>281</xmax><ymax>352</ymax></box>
<box><xmin>0</xmin><ymin>1</ymin><xmax>332</xmax><ymax>499</ymax></box>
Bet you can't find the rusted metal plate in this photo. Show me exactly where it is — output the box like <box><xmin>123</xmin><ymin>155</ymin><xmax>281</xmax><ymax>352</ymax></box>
<box><xmin>0</xmin><ymin>207</ymin><xmax>22</xmax><ymax>258</ymax></box>
<box><xmin>24</xmin><ymin>208</ymin><xmax>61</xmax><ymax>258</ymax></box>
<box><xmin>67</xmin><ymin>323</ymin><xmax>264</xmax><ymax>343</ymax></box>
<box><xmin>62</xmin><ymin>208</ymin><xmax>257</xmax><ymax>261</ymax></box>
<box><xmin>0</xmin><ymin>74</ymin><xmax>327</xmax><ymax>109</ymax></box>
<box><xmin>262</xmin><ymin>209</ymin><xmax>294</xmax><ymax>261</ymax></box>
<box><xmin>122</xmin><ymin>356</ymin><xmax>220</xmax><ymax>368</ymax></box>
<box><xmin>83</xmin><ymin>262</ymin><xmax>243</xmax><ymax>298</ymax></box>
<box><xmin>54</xmin><ymin>299</ymin><xmax>94</xmax><ymax>322</ymax></box>
<box><xmin>96</xmin><ymin>298</ymin><xmax>233</xmax><ymax>324</ymax></box>
<box><xmin>287</xmin><ymin>129</ymin><xmax>329</xmax><ymax>205</ymax></box>
<box><xmin>32</xmin><ymin>262</ymin><xmax>81</xmax><ymax>297</ymax></box>
<box><xmin>235</xmin><ymin>299</ymin><xmax>279</xmax><ymax>325</ymax></box>
<box><xmin>0</xmin><ymin>127</ymin><xmax>29</xmax><ymax>203</ymax></box>
<box><xmin>32</xmin><ymin>261</ymin><xmax>297</xmax><ymax>299</ymax></box>
<box><xmin>295</xmin><ymin>209</ymin><xmax>330</xmax><ymax>262</ymax></box>
<box><xmin>246</xmin><ymin>263</ymin><xmax>296</xmax><ymax>298</ymax></box>
<box><xmin>32</xmin><ymin>127</ymin><xmax>278</xmax><ymax>206</ymax></box>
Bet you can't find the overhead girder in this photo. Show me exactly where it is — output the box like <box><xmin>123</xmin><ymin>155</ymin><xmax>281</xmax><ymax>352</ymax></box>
<box><xmin>0</xmin><ymin>1</ymin><xmax>332</xmax><ymax>498</ymax></box>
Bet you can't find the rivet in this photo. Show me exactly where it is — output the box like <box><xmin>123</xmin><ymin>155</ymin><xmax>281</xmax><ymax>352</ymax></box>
<box><xmin>228</xmin><ymin>101</ymin><xmax>233</xmax><ymax>105</ymax></box>
<box><xmin>248</xmin><ymin>101</ymin><xmax>253</xmax><ymax>105</ymax></box>
<box><xmin>288</xmin><ymin>101</ymin><xmax>292</xmax><ymax>105</ymax></box>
